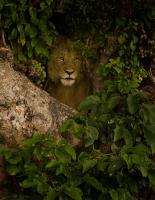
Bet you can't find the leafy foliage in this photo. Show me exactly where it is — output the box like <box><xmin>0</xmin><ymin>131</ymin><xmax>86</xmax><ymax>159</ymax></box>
<box><xmin>0</xmin><ymin>0</ymin><xmax>155</xmax><ymax>199</ymax></box>
<box><xmin>30</xmin><ymin>60</ymin><xmax>46</xmax><ymax>86</ymax></box>
<box><xmin>0</xmin><ymin>0</ymin><xmax>57</xmax><ymax>61</ymax></box>
<box><xmin>2</xmin><ymin>66</ymin><xmax>155</xmax><ymax>199</ymax></box>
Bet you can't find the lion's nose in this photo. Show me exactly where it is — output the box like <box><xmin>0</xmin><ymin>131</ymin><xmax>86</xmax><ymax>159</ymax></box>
<box><xmin>65</xmin><ymin>70</ymin><xmax>74</xmax><ymax>75</ymax></box>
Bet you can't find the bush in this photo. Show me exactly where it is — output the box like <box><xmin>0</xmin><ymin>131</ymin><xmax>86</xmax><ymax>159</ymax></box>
<box><xmin>0</xmin><ymin>1</ymin><xmax>155</xmax><ymax>199</ymax></box>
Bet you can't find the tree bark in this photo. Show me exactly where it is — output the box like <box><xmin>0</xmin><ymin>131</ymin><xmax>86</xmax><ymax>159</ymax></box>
<box><xmin>0</xmin><ymin>47</ymin><xmax>76</xmax><ymax>147</ymax></box>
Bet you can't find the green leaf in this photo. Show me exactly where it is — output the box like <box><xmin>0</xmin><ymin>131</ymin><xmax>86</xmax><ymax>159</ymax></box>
<box><xmin>64</xmin><ymin>186</ymin><xmax>83</xmax><ymax>200</ymax></box>
<box><xmin>130</xmin><ymin>41</ymin><xmax>136</xmax><ymax>51</ymax></box>
<box><xmin>17</xmin><ymin>24</ymin><xmax>23</xmax><ymax>34</ymax></box>
<box><xmin>131</xmin><ymin>144</ymin><xmax>149</xmax><ymax>154</ymax></box>
<box><xmin>120</xmin><ymin>152</ymin><xmax>132</xmax><ymax>168</ymax></box>
<box><xmin>83</xmin><ymin>174</ymin><xmax>104</xmax><ymax>192</ymax></box>
<box><xmin>60</xmin><ymin>119</ymin><xmax>83</xmax><ymax>138</ymax></box>
<box><xmin>139</xmin><ymin>166</ymin><xmax>148</xmax><ymax>177</ymax></box>
<box><xmin>82</xmin><ymin>159</ymin><xmax>97</xmax><ymax>173</ymax></box>
<box><xmin>35</xmin><ymin>45</ymin><xmax>47</xmax><ymax>56</ymax></box>
<box><xmin>56</xmin><ymin>164</ymin><xmax>68</xmax><ymax>176</ymax></box>
<box><xmin>148</xmin><ymin>170</ymin><xmax>155</xmax><ymax>186</ymax></box>
<box><xmin>127</xmin><ymin>94</ymin><xmax>139</xmax><ymax>114</ymax></box>
<box><xmin>142</xmin><ymin>104</ymin><xmax>155</xmax><ymax>123</ymax></box>
<box><xmin>108</xmin><ymin>95</ymin><xmax>122</xmax><ymax>110</ymax></box>
<box><xmin>24</xmin><ymin>162</ymin><xmax>37</xmax><ymax>172</ymax></box>
<box><xmin>20</xmin><ymin>34</ymin><xmax>26</xmax><ymax>46</ymax></box>
<box><xmin>84</xmin><ymin>126</ymin><xmax>99</xmax><ymax>147</ymax></box>
<box><xmin>3</xmin><ymin>150</ymin><xmax>22</xmax><ymax>164</ymax></box>
<box><xmin>12</xmin><ymin>10</ymin><xmax>18</xmax><ymax>21</ymax></box>
<box><xmin>121</xmin><ymin>144</ymin><xmax>152</xmax><ymax>174</ymax></box>
<box><xmin>40</xmin><ymin>2</ymin><xmax>46</xmax><ymax>9</ymax></box>
<box><xmin>98</xmin><ymin>114</ymin><xmax>111</xmax><ymax>123</ymax></box>
<box><xmin>33</xmin><ymin>147</ymin><xmax>42</xmax><ymax>160</ymax></box>
<box><xmin>97</xmin><ymin>158</ymin><xmax>109</xmax><ymax>172</ymax></box>
<box><xmin>110</xmin><ymin>189</ymin><xmax>132</xmax><ymax>200</ymax></box>
<box><xmin>46</xmin><ymin>160</ymin><xmax>58</xmax><ymax>169</ymax></box>
<box><xmin>42</xmin><ymin>32</ymin><xmax>53</xmax><ymax>45</ymax></box>
<box><xmin>29</xmin><ymin>26</ymin><xmax>38</xmax><ymax>38</ymax></box>
<box><xmin>36</xmin><ymin>181</ymin><xmax>48</xmax><ymax>194</ymax></box>
<box><xmin>55</xmin><ymin>147</ymin><xmax>71</xmax><ymax>163</ymax></box>
<box><xmin>18</xmin><ymin>51</ymin><xmax>26</xmax><ymax>61</ymax></box>
<box><xmin>108</xmin><ymin>157</ymin><xmax>124</xmax><ymax>175</ymax></box>
<box><xmin>78</xmin><ymin>152</ymin><xmax>89</xmax><ymax>161</ymax></box>
<box><xmin>127</xmin><ymin>176</ymin><xmax>138</xmax><ymax>193</ymax></box>
<box><xmin>118</xmin><ymin>35</ymin><xmax>126</xmax><ymax>44</ymax></box>
<box><xmin>114</xmin><ymin>126</ymin><xmax>133</xmax><ymax>146</ymax></box>
<box><xmin>46</xmin><ymin>0</ymin><xmax>53</xmax><ymax>6</ymax></box>
<box><xmin>64</xmin><ymin>144</ymin><xmax>76</xmax><ymax>161</ymax></box>
<box><xmin>31</xmin><ymin>38</ymin><xmax>38</xmax><ymax>47</ymax></box>
<box><xmin>78</xmin><ymin>95</ymin><xmax>101</xmax><ymax>111</ymax></box>
<box><xmin>20</xmin><ymin>178</ymin><xmax>36</xmax><ymax>188</ymax></box>
<box><xmin>10</xmin><ymin>28</ymin><xmax>17</xmax><ymax>39</ymax></box>
<box><xmin>144</xmin><ymin>125</ymin><xmax>155</xmax><ymax>153</ymax></box>
<box><xmin>45</xmin><ymin>188</ymin><xmax>58</xmax><ymax>200</ymax></box>
<box><xmin>59</xmin><ymin>119</ymin><xmax>74</xmax><ymax>133</ymax></box>
<box><xmin>7</xmin><ymin>165</ymin><xmax>21</xmax><ymax>175</ymax></box>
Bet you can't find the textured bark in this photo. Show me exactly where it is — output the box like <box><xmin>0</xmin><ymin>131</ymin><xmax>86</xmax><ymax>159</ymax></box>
<box><xmin>0</xmin><ymin>47</ymin><xmax>76</xmax><ymax>146</ymax></box>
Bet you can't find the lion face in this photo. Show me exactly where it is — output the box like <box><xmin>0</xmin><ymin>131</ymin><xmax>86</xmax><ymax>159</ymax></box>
<box><xmin>47</xmin><ymin>36</ymin><xmax>90</xmax><ymax>108</ymax></box>
<box><xmin>48</xmin><ymin>37</ymin><xmax>83</xmax><ymax>86</ymax></box>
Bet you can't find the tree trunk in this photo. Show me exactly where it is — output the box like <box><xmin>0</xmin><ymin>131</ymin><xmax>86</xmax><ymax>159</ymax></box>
<box><xmin>0</xmin><ymin>47</ymin><xmax>76</xmax><ymax>147</ymax></box>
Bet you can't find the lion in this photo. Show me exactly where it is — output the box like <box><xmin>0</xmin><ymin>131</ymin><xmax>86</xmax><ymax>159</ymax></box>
<box><xmin>46</xmin><ymin>36</ymin><xmax>90</xmax><ymax>109</ymax></box>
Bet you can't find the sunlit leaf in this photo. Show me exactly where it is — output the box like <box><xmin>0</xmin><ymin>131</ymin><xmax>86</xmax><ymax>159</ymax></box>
<box><xmin>82</xmin><ymin>159</ymin><xmax>97</xmax><ymax>173</ymax></box>
<box><xmin>78</xmin><ymin>95</ymin><xmax>101</xmax><ymax>111</ymax></box>
<box><xmin>64</xmin><ymin>186</ymin><xmax>83</xmax><ymax>200</ymax></box>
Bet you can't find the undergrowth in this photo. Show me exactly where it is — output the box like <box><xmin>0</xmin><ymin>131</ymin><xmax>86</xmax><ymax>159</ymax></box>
<box><xmin>0</xmin><ymin>1</ymin><xmax>155</xmax><ymax>199</ymax></box>
<box><xmin>1</xmin><ymin>18</ymin><xmax>155</xmax><ymax>199</ymax></box>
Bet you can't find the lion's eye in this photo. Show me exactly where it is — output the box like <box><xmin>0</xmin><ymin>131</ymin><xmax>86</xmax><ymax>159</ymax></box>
<box><xmin>58</xmin><ymin>57</ymin><xmax>64</xmax><ymax>62</ymax></box>
<box><xmin>74</xmin><ymin>57</ymin><xmax>80</xmax><ymax>62</ymax></box>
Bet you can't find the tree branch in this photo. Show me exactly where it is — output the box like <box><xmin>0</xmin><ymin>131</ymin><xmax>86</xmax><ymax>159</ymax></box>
<box><xmin>0</xmin><ymin>47</ymin><xmax>76</xmax><ymax>146</ymax></box>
